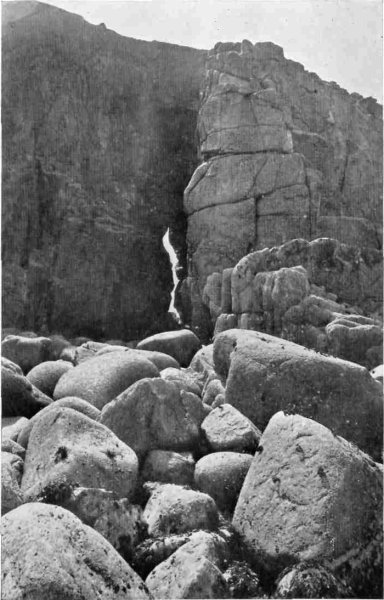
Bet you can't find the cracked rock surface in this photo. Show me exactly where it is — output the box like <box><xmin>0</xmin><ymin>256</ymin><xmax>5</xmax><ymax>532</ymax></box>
<box><xmin>232</xmin><ymin>411</ymin><xmax>383</xmax><ymax>597</ymax></box>
<box><xmin>182</xmin><ymin>41</ymin><xmax>382</xmax><ymax>338</ymax></box>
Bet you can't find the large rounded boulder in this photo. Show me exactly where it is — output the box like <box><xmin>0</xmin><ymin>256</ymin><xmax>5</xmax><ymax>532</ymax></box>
<box><xmin>2</xmin><ymin>358</ymin><xmax>52</xmax><ymax>418</ymax></box>
<box><xmin>1</xmin><ymin>502</ymin><xmax>150</xmax><ymax>600</ymax></box>
<box><xmin>26</xmin><ymin>360</ymin><xmax>73</xmax><ymax>397</ymax></box>
<box><xmin>214</xmin><ymin>329</ymin><xmax>383</xmax><ymax>460</ymax></box>
<box><xmin>195</xmin><ymin>452</ymin><xmax>253</xmax><ymax>513</ymax></box>
<box><xmin>100</xmin><ymin>378</ymin><xmax>206</xmax><ymax>459</ymax></box>
<box><xmin>232</xmin><ymin>412</ymin><xmax>383</xmax><ymax>598</ymax></box>
<box><xmin>2</xmin><ymin>335</ymin><xmax>53</xmax><ymax>373</ymax></box>
<box><xmin>53</xmin><ymin>350</ymin><xmax>159</xmax><ymax>409</ymax></box>
<box><xmin>137</xmin><ymin>329</ymin><xmax>201</xmax><ymax>367</ymax></box>
<box><xmin>21</xmin><ymin>406</ymin><xmax>139</xmax><ymax>501</ymax></box>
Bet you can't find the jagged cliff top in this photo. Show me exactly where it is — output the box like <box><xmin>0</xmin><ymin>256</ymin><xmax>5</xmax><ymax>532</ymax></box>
<box><xmin>3</xmin><ymin>0</ymin><xmax>382</xmax><ymax>108</ymax></box>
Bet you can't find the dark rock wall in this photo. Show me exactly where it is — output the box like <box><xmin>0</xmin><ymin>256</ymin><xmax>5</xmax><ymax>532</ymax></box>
<box><xmin>2</xmin><ymin>1</ymin><xmax>205</xmax><ymax>338</ymax></box>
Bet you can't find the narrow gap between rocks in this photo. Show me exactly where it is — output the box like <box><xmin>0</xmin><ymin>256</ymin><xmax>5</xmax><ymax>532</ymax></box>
<box><xmin>162</xmin><ymin>228</ymin><xmax>182</xmax><ymax>325</ymax></box>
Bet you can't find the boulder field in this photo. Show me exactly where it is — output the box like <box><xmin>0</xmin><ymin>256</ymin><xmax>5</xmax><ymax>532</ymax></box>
<box><xmin>1</xmin><ymin>4</ymin><xmax>383</xmax><ymax>597</ymax></box>
<box><xmin>2</xmin><ymin>327</ymin><xmax>383</xmax><ymax>599</ymax></box>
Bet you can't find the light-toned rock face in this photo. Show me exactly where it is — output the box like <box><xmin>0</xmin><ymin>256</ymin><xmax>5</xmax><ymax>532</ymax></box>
<box><xmin>143</xmin><ymin>484</ymin><xmax>219</xmax><ymax>536</ymax></box>
<box><xmin>137</xmin><ymin>329</ymin><xmax>202</xmax><ymax>367</ymax></box>
<box><xmin>21</xmin><ymin>406</ymin><xmax>139</xmax><ymax>501</ymax></box>
<box><xmin>203</xmin><ymin>237</ymin><xmax>383</xmax><ymax>365</ymax></box>
<box><xmin>53</xmin><ymin>350</ymin><xmax>160</xmax><ymax>410</ymax></box>
<box><xmin>201</xmin><ymin>403</ymin><xmax>261</xmax><ymax>453</ymax></box>
<box><xmin>232</xmin><ymin>412</ymin><xmax>383</xmax><ymax>597</ymax></box>
<box><xmin>214</xmin><ymin>329</ymin><xmax>383</xmax><ymax>460</ymax></box>
<box><xmin>194</xmin><ymin>451</ymin><xmax>253</xmax><ymax>513</ymax></box>
<box><xmin>100</xmin><ymin>378</ymin><xmax>206</xmax><ymax>459</ymax></box>
<box><xmin>142</xmin><ymin>450</ymin><xmax>195</xmax><ymax>486</ymax></box>
<box><xmin>145</xmin><ymin>530</ymin><xmax>230</xmax><ymax>599</ymax></box>
<box><xmin>1</xmin><ymin>452</ymin><xmax>24</xmax><ymax>515</ymax></box>
<box><xmin>26</xmin><ymin>360</ymin><xmax>73</xmax><ymax>397</ymax></box>
<box><xmin>1</xmin><ymin>502</ymin><xmax>150</xmax><ymax>600</ymax></box>
<box><xmin>16</xmin><ymin>397</ymin><xmax>101</xmax><ymax>450</ymax></box>
<box><xmin>63</xmin><ymin>488</ymin><xmax>147</xmax><ymax>561</ymax></box>
<box><xmin>182</xmin><ymin>40</ymin><xmax>382</xmax><ymax>338</ymax></box>
<box><xmin>2</xmin><ymin>1</ymin><xmax>205</xmax><ymax>339</ymax></box>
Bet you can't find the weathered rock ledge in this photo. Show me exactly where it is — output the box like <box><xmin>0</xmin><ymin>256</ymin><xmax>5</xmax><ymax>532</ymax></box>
<box><xmin>182</xmin><ymin>40</ymin><xmax>383</xmax><ymax>339</ymax></box>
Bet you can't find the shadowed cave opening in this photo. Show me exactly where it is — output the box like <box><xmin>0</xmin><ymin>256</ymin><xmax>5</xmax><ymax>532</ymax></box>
<box><xmin>162</xmin><ymin>228</ymin><xmax>182</xmax><ymax>325</ymax></box>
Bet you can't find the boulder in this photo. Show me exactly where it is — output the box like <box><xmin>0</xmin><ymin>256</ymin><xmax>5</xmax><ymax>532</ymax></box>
<box><xmin>2</xmin><ymin>335</ymin><xmax>53</xmax><ymax>373</ymax></box>
<box><xmin>326</xmin><ymin>318</ymin><xmax>383</xmax><ymax>368</ymax></box>
<box><xmin>232</xmin><ymin>412</ymin><xmax>383</xmax><ymax>597</ymax></box>
<box><xmin>214</xmin><ymin>329</ymin><xmax>383</xmax><ymax>460</ymax></box>
<box><xmin>49</xmin><ymin>396</ymin><xmax>101</xmax><ymax>420</ymax></box>
<box><xmin>62</xmin><ymin>487</ymin><xmax>147</xmax><ymax>562</ymax></box>
<box><xmin>96</xmin><ymin>346</ymin><xmax>181</xmax><ymax>370</ymax></box>
<box><xmin>142</xmin><ymin>450</ymin><xmax>195</xmax><ymax>486</ymax></box>
<box><xmin>189</xmin><ymin>343</ymin><xmax>216</xmax><ymax>383</ymax></box>
<box><xmin>202</xmin><ymin>379</ymin><xmax>225</xmax><ymax>406</ymax></box>
<box><xmin>1</xmin><ymin>451</ymin><xmax>24</xmax><ymax>515</ymax></box>
<box><xmin>212</xmin><ymin>393</ymin><xmax>226</xmax><ymax>408</ymax></box>
<box><xmin>275</xmin><ymin>561</ymin><xmax>353</xmax><ymax>599</ymax></box>
<box><xmin>1</xmin><ymin>502</ymin><xmax>150</xmax><ymax>599</ymax></box>
<box><xmin>1</xmin><ymin>356</ymin><xmax>23</xmax><ymax>375</ymax></box>
<box><xmin>1</xmin><ymin>438</ymin><xmax>25</xmax><ymax>459</ymax></box>
<box><xmin>91</xmin><ymin>500</ymin><xmax>146</xmax><ymax>562</ymax></box>
<box><xmin>100</xmin><ymin>378</ymin><xmax>206</xmax><ymax>459</ymax></box>
<box><xmin>53</xmin><ymin>350</ymin><xmax>159</xmax><ymax>410</ymax></box>
<box><xmin>26</xmin><ymin>360</ymin><xmax>74</xmax><ymax>396</ymax></box>
<box><xmin>195</xmin><ymin>452</ymin><xmax>253</xmax><ymax>513</ymax></box>
<box><xmin>2</xmin><ymin>358</ymin><xmax>52</xmax><ymax>418</ymax></box>
<box><xmin>222</xmin><ymin>561</ymin><xmax>264</xmax><ymax>598</ymax></box>
<box><xmin>48</xmin><ymin>334</ymin><xmax>72</xmax><ymax>360</ymax></box>
<box><xmin>16</xmin><ymin>397</ymin><xmax>101</xmax><ymax>449</ymax></box>
<box><xmin>137</xmin><ymin>329</ymin><xmax>202</xmax><ymax>367</ymax></box>
<box><xmin>59</xmin><ymin>345</ymin><xmax>77</xmax><ymax>364</ymax></box>
<box><xmin>133</xmin><ymin>533</ymin><xmax>192</xmax><ymax>578</ymax></box>
<box><xmin>160</xmin><ymin>367</ymin><xmax>202</xmax><ymax>396</ymax></box>
<box><xmin>21</xmin><ymin>406</ymin><xmax>139</xmax><ymax>501</ymax></box>
<box><xmin>143</xmin><ymin>484</ymin><xmax>219</xmax><ymax>536</ymax></box>
<box><xmin>62</xmin><ymin>486</ymin><xmax>117</xmax><ymax>525</ymax></box>
<box><xmin>201</xmin><ymin>403</ymin><xmax>261</xmax><ymax>453</ymax></box>
<box><xmin>145</xmin><ymin>530</ymin><xmax>230</xmax><ymax>599</ymax></box>
<box><xmin>1</xmin><ymin>417</ymin><xmax>29</xmax><ymax>442</ymax></box>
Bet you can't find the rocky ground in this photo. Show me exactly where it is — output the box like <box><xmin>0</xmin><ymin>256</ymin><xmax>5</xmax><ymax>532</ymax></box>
<box><xmin>1</xmin><ymin>326</ymin><xmax>383</xmax><ymax>599</ymax></box>
<box><xmin>2</xmin><ymin>5</ymin><xmax>383</xmax><ymax>599</ymax></box>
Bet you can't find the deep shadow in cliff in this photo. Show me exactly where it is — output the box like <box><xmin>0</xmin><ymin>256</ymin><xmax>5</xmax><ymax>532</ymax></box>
<box><xmin>2</xmin><ymin>0</ymin><xmax>206</xmax><ymax>340</ymax></box>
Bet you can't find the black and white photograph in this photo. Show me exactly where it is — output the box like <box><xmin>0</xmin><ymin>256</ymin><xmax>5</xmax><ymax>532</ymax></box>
<box><xmin>1</xmin><ymin>0</ymin><xmax>383</xmax><ymax>598</ymax></box>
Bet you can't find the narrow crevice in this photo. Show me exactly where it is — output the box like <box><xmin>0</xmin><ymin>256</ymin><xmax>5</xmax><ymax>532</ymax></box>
<box><xmin>162</xmin><ymin>228</ymin><xmax>182</xmax><ymax>325</ymax></box>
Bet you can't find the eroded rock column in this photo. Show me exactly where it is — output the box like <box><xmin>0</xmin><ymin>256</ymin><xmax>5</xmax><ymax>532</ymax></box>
<box><xmin>183</xmin><ymin>41</ymin><xmax>311</xmax><ymax>337</ymax></box>
<box><xmin>182</xmin><ymin>40</ymin><xmax>382</xmax><ymax>339</ymax></box>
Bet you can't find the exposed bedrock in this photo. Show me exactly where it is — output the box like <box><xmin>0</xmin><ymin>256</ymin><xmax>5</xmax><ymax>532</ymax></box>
<box><xmin>183</xmin><ymin>40</ymin><xmax>383</xmax><ymax>339</ymax></box>
<box><xmin>203</xmin><ymin>238</ymin><xmax>383</xmax><ymax>367</ymax></box>
<box><xmin>2</xmin><ymin>1</ymin><xmax>205</xmax><ymax>338</ymax></box>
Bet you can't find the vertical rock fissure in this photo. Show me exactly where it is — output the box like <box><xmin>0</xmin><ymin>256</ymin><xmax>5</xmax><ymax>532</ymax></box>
<box><xmin>162</xmin><ymin>228</ymin><xmax>182</xmax><ymax>324</ymax></box>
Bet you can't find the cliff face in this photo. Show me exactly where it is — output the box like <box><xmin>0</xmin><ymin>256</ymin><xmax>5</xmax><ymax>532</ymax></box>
<box><xmin>182</xmin><ymin>41</ymin><xmax>383</xmax><ymax>336</ymax></box>
<box><xmin>2</xmin><ymin>1</ymin><xmax>205</xmax><ymax>338</ymax></box>
<box><xmin>3</xmin><ymin>7</ymin><xmax>382</xmax><ymax>341</ymax></box>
